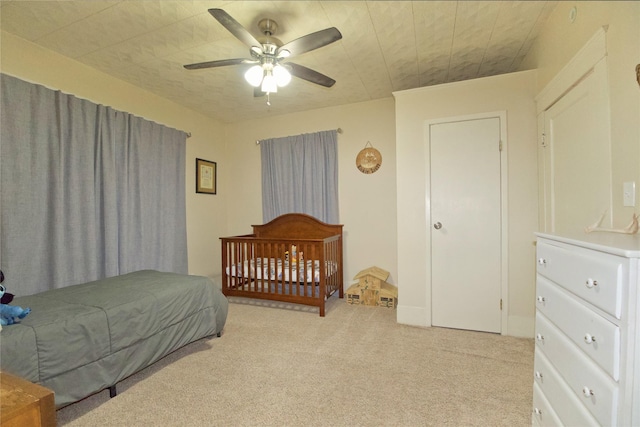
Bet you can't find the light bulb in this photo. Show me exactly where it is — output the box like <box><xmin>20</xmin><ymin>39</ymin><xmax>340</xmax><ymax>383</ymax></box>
<box><xmin>244</xmin><ymin>65</ymin><xmax>264</xmax><ymax>87</ymax></box>
<box><xmin>277</xmin><ymin>49</ymin><xmax>291</xmax><ymax>59</ymax></box>
<box><xmin>273</xmin><ymin>65</ymin><xmax>291</xmax><ymax>87</ymax></box>
<box><xmin>261</xmin><ymin>72</ymin><xmax>278</xmax><ymax>93</ymax></box>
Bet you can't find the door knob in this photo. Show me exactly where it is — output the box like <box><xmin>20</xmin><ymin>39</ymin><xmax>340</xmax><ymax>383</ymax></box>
<box><xmin>434</xmin><ymin>222</ymin><xmax>442</xmax><ymax>230</ymax></box>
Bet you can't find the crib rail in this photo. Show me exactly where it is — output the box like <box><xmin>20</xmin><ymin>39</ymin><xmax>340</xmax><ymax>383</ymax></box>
<box><xmin>220</xmin><ymin>234</ymin><xmax>343</xmax><ymax>316</ymax></box>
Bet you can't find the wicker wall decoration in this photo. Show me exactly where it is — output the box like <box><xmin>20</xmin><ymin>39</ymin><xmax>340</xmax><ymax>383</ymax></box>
<box><xmin>356</xmin><ymin>141</ymin><xmax>382</xmax><ymax>174</ymax></box>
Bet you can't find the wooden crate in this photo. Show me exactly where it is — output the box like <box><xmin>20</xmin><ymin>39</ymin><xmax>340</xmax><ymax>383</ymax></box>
<box><xmin>0</xmin><ymin>371</ymin><xmax>56</xmax><ymax>427</ymax></box>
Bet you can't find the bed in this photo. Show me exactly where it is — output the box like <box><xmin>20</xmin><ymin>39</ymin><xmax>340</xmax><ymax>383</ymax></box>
<box><xmin>221</xmin><ymin>213</ymin><xmax>343</xmax><ymax>316</ymax></box>
<box><xmin>0</xmin><ymin>270</ymin><xmax>228</xmax><ymax>407</ymax></box>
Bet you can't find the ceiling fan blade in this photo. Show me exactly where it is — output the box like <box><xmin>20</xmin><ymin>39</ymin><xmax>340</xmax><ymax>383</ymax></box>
<box><xmin>184</xmin><ymin>58</ymin><xmax>257</xmax><ymax>70</ymax></box>
<box><xmin>277</xmin><ymin>27</ymin><xmax>342</xmax><ymax>57</ymax></box>
<box><xmin>208</xmin><ymin>8</ymin><xmax>262</xmax><ymax>49</ymax></box>
<box><xmin>287</xmin><ymin>62</ymin><xmax>336</xmax><ymax>87</ymax></box>
<box><xmin>254</xmin><ymin>86</ymin><xmax>266</xmax><ymax>97</ymax></box>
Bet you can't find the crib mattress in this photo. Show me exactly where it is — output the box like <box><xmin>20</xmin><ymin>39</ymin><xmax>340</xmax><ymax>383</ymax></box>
<box><xmin>231</xmin><ymin>281</ymin><xmax>324</xmax><ymax>297</ymax></box>
<box><xmin>226</xmin><ymin>258</ymin><xmax>337</xmax><ymax>283</ymax></box>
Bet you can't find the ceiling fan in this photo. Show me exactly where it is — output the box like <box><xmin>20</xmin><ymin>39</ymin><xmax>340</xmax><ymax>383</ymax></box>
<box><xmin>184</xmin><ymin>9</ymin><xmax>342</xmax><ymax>100</ymax></box>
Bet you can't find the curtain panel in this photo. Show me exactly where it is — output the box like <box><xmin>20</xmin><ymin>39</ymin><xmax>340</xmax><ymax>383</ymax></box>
<box><xmin>0</xmin><ymin>74</ymin><xmax>187</xmax><ymax>296</ymax></box>
<box><xmin>260</xmin><ymin>130</ymin><xmax>339</xmax><ymax>224</ymax></box>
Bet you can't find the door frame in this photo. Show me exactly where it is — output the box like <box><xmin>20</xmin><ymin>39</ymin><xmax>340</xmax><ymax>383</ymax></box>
<box><xmin>424</xmin><ymin>111</ymin><xmax>509</xmax><ymax>334</ymax></box>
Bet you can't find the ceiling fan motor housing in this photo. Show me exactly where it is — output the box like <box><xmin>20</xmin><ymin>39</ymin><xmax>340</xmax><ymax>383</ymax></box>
<box><xmin>257</xmin><ymin>18</ymin><xmax>283</xmax><ymax>55</ymax></box>
<box><xmin>258</xmin><ymin>18</ymin><xmax>278</xmax><ymax>36</ymax></box>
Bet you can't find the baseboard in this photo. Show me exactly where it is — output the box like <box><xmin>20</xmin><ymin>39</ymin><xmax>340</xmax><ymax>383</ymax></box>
<box><xmin>397</xmin><ymin>304</ymin><xmax>430</xmax><ymax>327</ymax></box>
<box><xmin>397</xmin><ymin>305</ymin><xmax>533</xmax><ymax>337</ymax></box>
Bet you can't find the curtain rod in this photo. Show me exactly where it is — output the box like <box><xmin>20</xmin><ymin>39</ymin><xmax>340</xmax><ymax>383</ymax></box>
<box><xmin>256</xmin><ymin>128</ymin><xmax>342</xmax><ymax>145</ymax></box>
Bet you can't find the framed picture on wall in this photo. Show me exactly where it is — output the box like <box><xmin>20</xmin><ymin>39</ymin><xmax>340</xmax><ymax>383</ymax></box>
<box><xmin>196</xmin><ymin>158</ymin><xmax>216</xmax><ymax>195</ymax></box>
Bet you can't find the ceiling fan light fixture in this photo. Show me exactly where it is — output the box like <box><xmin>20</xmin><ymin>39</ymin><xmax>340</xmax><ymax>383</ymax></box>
<box><xmin>273</xmin><ymin>64</ymin><xmax>291</xmax><ymax>87</ymax></box>
<box><xmin>244</xmin><ymin>65</ymin><xmax>264</xmax><ymax>87</ymax></box>
<box><xmin>250</xmin><ymin>46</ymin><xmax>263</xmax><ymax>57</ymax></box>
<box><xmin>277</xmin><ymin>49</ymin><xmax>291</xmax><ymax>59</ymax></box>
<box><xmin>261</xmin><ymin>71</ymin><xmax>278</xmax><ymax>93</ymax></box>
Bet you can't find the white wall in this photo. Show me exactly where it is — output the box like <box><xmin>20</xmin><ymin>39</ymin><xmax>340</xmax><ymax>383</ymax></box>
<box><xmin>223</xmin><ymin>98</ymin><xmax>398</xmax><ymax>287</ymax></box>
<box><xmin>394</xmin><ymin>70</ymin><xmax>538</xmax><ymax>337</ymax></box>
<box><xmin>0</xmin><ymin>31</ymin><xmax>228</xmax><ymax>281</ymax></box>
<box><xmin>520</xmin><ymin>1</ymin><xmax>640</xmax><ymax>229</ymax></box>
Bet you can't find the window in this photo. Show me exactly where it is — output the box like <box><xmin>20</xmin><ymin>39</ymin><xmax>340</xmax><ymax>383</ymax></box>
<box><xmin>260</xmin><ymin>130</ymin><xmax>338</xmax><ymax>223</ymax></box>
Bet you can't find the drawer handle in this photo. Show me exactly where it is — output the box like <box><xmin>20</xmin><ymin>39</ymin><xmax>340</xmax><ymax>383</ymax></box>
<box><xmin>534</xmin><ymin>371</ymin><xmax>543</xmax><ymax>379</ymax></box>
<box><xmin>533</xmin><ymin>407</ymin><xmax>543</xmax><ymax>416</ymax></box>
<box><xmin>536</xmin><ymin>333</ymin><xmax>545</xmax><ymax>342</ymax></box>
<box><xmin>537</xmin><ymin>258</ymin><xmax>547</xmax><ymax>265</ymax></box>
<box><xmin>536</xmin><ymin>296</ymin><xmax>546</xmax><ymax>303</ymax></box>
<box><xmin>585</xmin><ymin>278</ymin><xmax>598</xmax><ymax>288</ymax></box>
<box><xmin>582</xmin><ymin>386</ymin><xmax>595</xmax><ymax>398</ymax></box>
<box><xmin>584</xmin><ymin>333</ymin><xmax>596</xmax><ymax>344</ymax></box>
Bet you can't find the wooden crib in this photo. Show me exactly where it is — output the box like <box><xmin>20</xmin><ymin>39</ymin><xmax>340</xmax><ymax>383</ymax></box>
<box><xmin>220</xmin><ymin>213</ymin><xmax>343</xmax><ymax>316</ymax></box>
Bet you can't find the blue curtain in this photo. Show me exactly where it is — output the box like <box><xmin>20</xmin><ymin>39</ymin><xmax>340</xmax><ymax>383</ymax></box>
<box><xmin>0</xmin><ymin>74</ymin><xmax>188</xmax><ymax>295</ymax></box>
<box><xmin>260</xmin><ymin>130</ymin><xmax>339</xmax><ymax>223</ymax></box>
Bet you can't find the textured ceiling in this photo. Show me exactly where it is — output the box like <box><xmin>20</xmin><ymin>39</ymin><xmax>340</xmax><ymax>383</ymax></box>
<box><xmin>0</xmin><ymin>1</ymin><xmax>556</xmax><ymax>123</ymax></box>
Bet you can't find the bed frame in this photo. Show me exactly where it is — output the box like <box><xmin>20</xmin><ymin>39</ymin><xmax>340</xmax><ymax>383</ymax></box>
<box><xmin>221</xmin><ymin>213</ymin><xmax>343</xmax><ymax>316</ymax></box>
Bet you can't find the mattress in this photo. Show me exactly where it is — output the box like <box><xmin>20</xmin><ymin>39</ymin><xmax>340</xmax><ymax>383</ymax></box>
<box><xmin>0</xmin><ymin>270</ymin><xmax>228</xmax><ymax>406</ymax></box>
<box><xmin>231</xmin><ymin>280</ymin><xmax>324</xmax><ymax>298</ymax></box>
<box><xmin>226</xmin><ymin>258</ymin><xmax>337</xmax><ymax>283</ymax></box>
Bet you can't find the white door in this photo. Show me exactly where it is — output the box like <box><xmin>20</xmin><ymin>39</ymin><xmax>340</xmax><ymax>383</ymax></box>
<box><xmin>430</xmin><ymin>117</ymin><xmax>502</xmax><ymax>333</ymax></box>
<box><xmin>540</xmin><ymin>59</ymin><xmax>612</xmax><ymax>234</ymax></box>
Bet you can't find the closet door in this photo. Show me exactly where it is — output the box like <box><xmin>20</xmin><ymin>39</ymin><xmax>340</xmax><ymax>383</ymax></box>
<box><xmin>430</xmin><ymin>117</ymin><xmax>502</xmax><ymax>333</ymax></box>
<box><xmin>540</xmin><ymin>58</ymin><xmax>612</xmax><ymax>234</ymax></box>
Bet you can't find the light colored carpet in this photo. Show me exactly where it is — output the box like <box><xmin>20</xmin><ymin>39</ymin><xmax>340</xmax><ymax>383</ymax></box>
<box><xmin>57</xmin><ymin>296</ymin><xmax>534</xmax><ymax>426</ymax></box>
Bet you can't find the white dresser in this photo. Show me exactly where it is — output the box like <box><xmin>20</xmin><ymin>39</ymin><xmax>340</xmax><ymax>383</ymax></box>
<box><xmin>532</xmin><ymin>233</ymin><xmax>640</xmax><ymax>426</ymax></box>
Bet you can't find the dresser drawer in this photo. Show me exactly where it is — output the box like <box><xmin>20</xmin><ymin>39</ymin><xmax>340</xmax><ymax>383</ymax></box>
<box><xmin>536</xmin><ymin>276</ymin><xmax>620</xmax><ymax>380</ymax></box>
<box><xmin>533</xmin><ymin>347</ymin><xmax>600</xmax><ymax>427</ymax></box>
<box><xmin>536</xmin><ymin>241</ymin><xmax>624</xmax><ymax>318</ymax></box>
<box><xmin>535</xmin><ymin>312</ymin><xmax>618</xmax><ymax>426</ymax></box>
<box><xmin>532</xmin><ymin>381</ymin><xmax>564</xmax><ymax>427</ymax></box>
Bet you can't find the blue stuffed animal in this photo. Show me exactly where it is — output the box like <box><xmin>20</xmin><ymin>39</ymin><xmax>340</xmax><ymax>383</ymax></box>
<box><xmin>0</xmin><ymin>272</ymin><xmax>31</xmax><ymax>326</ymax></box>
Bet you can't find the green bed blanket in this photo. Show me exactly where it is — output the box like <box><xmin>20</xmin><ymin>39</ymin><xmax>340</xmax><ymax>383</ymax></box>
<box><xmin>0</xmin><ymin>270</ymin><xmax>228</xmax><ymax>407</ymax></box>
